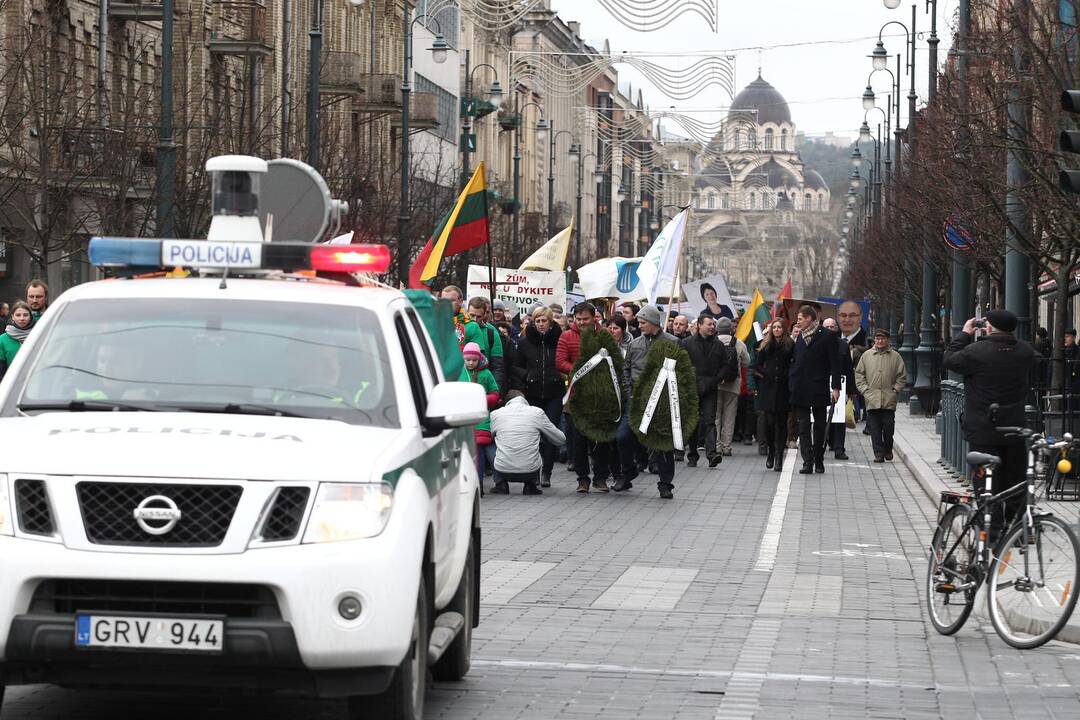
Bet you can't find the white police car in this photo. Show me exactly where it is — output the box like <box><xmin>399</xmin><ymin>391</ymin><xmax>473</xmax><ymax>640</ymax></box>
<box><xmin>0</xmin><ymin>236</ymin><xmax>486</xmax><ymax>720</ymax></box>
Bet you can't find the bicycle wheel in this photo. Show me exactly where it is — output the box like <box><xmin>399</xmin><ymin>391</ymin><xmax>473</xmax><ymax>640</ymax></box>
<box><xmin>988</xmin><ymin>514</ymin><xmax>1080</xmax><ymax>649</ymax></box>
<box><xmin>927</xmin><ymin>504</ymin><xmax>978</xmax><ymax>635</ymax></box>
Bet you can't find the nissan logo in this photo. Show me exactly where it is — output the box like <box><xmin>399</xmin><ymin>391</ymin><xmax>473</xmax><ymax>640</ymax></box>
<box><xmin>132</xmin><ymin>495</ymin><xmax>182</xmax><ymax>535</ymax></box>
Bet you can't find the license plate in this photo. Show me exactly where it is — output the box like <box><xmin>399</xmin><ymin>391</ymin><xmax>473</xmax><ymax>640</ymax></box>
<box><xmin>74</xmin><ymin>614</ymin><xmax>224</xmax><ymax>654</ymax></box>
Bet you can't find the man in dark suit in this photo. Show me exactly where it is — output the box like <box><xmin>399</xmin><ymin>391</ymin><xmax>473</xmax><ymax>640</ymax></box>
<box><xmin>788</xmin><ymin>305</ymin><xmax>842</xmax><ymax>474</ymax></box>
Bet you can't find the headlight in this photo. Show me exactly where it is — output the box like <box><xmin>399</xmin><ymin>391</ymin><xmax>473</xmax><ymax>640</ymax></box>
<box><xmin>303</xmin><ymin>483</ymin><xmax>393</xmax><ymax>543</ymax></box>
<box><xmin>0</xmin><ymin>476</ymin><xmax>12</xmax><ymax>536</ymax></box>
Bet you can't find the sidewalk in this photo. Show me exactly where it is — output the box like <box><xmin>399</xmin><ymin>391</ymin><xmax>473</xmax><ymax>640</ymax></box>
<box><xmin>892</xmin><ymin>411</ymin><xmax>1080</xmax><ymax>644</ymax></box>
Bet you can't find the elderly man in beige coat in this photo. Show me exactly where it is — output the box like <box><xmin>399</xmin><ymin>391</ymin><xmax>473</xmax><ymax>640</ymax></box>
<box><xmin>854</xmin><ymin>328</ymin><xmax>907</xmax><ymax>462</ymax></box>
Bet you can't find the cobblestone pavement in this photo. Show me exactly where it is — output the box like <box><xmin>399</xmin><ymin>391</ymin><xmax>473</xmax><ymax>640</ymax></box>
<box><xmin>5</xmin><ymin>426</ymin><xmax>1080</xmax><ymax>719</ymax></box>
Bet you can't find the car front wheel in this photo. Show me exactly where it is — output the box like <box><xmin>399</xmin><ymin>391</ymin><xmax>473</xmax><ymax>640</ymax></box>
<box><xmin>349</xmin><ymin>575</ymin><xmax>429</xmax><ymax>720</ymax></box>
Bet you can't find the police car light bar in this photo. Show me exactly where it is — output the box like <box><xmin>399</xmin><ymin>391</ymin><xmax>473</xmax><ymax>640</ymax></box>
<box><xmin>310</xmin><ymin>244</ymin><xmax>392</xmax><ymax>273</ymax></box>
<box><xmin>88</xmin><ymin>237</ymin><xmax>391</xmax><ymax>274</ymax></box>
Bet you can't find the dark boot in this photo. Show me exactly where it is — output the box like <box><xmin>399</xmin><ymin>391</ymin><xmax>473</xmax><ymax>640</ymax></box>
<box><xmin>591</xmin><ymin>478</ymin><xmax>610</xmax><ymax>493</ymax></box>
<box><xmin>774</xmin><ymin>451</ymin><xmax>784</xmax><ymax>472</ymax></box>
<box><xmin>708</xmin><ymin>453</ymin><xmax>723</xmax><ymax>467</ymax></box>
<box><xmin>766</xmin><ymin>448</ymin><xmax>775</xmax><ymax>469</ymax></box>
<box><xmin>612</xmin><ymin>476</ymin><xmax>632</xmax><ymax>492</ymax></box>
<box><xmin>491</xmin><ymin>481</ymin><xmax>510</xmax><ymax>494</ymax></box>
<box><xmin>687</xmin><ymin>455</ymin><xmax>698</xmax><ymax>468</ymax></box>
<box><xmin>523</xmin><ymin>483</ymin><xmax>543</xmax><ymax>495</ymax></box>
<box><xmin>540</xmin><ymin>473</ymin><xmax>551</xmax><ymax>488</ymax></box>
<box><xmin>799</xmin><ymin>463</ymin><xmax>813</xmax><ymax>474</ymax></box>
<box><xmin>576</xmin><ymin>479</ymin><xmax>590</xmax><ymax>493</ymax></box>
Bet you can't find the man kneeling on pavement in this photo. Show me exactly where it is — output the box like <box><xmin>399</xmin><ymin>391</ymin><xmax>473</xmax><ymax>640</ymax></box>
<box><xmin>489</xmin><ymin>390</ymin><xmax>567</xmax><ymax>495</ymax></box>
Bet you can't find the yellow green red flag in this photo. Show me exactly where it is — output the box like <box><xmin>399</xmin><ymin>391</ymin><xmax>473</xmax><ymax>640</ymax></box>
<box><xmin>409</xmin><ymin>163</ymin><xmax>489</xmax><ymax>288</ymax></box>
<box><xmin>736</xmin><ymin>289</ymin><xmax>771</xmax><ymax>342</ymax></box>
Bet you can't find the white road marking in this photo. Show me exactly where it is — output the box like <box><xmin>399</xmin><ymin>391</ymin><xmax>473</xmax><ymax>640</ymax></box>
<box><xmin>591</xmin><ymin>566</ymin><xmax>698</xmax><ymax>610</ymax></box>
<box><xmin>471</xmin><ymin>657</ymin><xmax>904</xmax><ymax>689</ymax></box>
<box><xmin>753</xmin><ymin>449</ymin><xmax>795</xmax><ymax>573</ymax></box>
<box><xmin>480</xmin><ymin>560</ymin><xmax>556</xmax><ymax>605</ymax></box>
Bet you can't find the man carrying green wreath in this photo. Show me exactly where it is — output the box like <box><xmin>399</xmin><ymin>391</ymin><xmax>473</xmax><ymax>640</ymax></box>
<box><xmin>617</xmin><ymin>304</ymin><xmax>694</xmax><ymax>499</ymax></box>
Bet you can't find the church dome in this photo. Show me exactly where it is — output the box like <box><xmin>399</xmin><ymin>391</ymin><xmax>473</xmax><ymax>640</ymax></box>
<box><xmin>728</xmin><ymin>75</ymin><xmax>792</xmax><ymax>126</ymax></box>
<box><xmin>756</xmin><ymin>158</ymin><xmax>799</xmax><ymax>188</ymax></box>
<box><xmin>804</xmin><ymin>168</ymin><xmax>827</xmax><ymax>190</ymax></box>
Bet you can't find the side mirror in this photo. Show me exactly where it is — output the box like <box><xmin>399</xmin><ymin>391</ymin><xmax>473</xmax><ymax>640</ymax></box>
<box><xmin>424</xmin><ymin>381</ymin><xmax>487</xmax><ymax>434</ymax></box>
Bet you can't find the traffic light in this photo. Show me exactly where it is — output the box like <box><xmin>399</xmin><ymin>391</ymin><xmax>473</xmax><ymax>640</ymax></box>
<box><xmin>1060</xmin><ymin>90</ymin><xmax>1080</xmax><ymax>192</ymax></box>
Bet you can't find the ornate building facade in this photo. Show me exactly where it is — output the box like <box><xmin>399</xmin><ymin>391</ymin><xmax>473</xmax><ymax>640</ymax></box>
<box><xmin>691</xmin><ymin>74</ymin><xmax>835</xmax><ymax>297</ymax></box>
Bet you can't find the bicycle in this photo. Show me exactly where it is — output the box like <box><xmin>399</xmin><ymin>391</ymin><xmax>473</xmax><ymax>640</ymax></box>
<box><xmin>926</xmin><ymin>420</ymin><xmax>1080</xmax><ymax>648</ymax></box>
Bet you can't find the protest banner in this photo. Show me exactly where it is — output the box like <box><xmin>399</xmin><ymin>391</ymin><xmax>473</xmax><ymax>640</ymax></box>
<box><xmin>467</xmin><ymin>265</ymin><xmax>566</xmax><ymax>312</ymax></box>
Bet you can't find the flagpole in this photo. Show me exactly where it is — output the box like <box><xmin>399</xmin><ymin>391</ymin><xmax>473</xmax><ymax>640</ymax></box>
<box><xmin>665</xmin><ymin>206</ymin><xmax>690</xmax><ymax>311</ymax></box>
<box><xmin>488</xmin><ymin>253</ymin><xmax>496</xmax><ymax>308</ymax></box>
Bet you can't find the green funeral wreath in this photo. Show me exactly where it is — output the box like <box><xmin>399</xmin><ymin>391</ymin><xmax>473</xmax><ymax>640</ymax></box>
<box><xmin>629</xmin><ymin>338</ymin><xmax>700</xmax><ymax>451</ymax></box>
<box><xmin>567</xmin><ymin>327</ymin><xmax>625</xmax><ymax>442</ymax></box>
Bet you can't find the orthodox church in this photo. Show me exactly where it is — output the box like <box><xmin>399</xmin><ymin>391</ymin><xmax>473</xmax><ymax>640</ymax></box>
<box><xmin>690</xmin><ymin>74</ymin><xmax>834</xmax><ymax>296</ymax></box>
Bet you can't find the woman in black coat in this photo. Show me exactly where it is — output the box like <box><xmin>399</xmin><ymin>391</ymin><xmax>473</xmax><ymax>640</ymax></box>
<box><xmin>753</xmin><ymin>318</ymin><xmax>794</xmax><ymax>472</ymax></box>
<box><xmin>513</xmin><ymin>307</ymin><xmax>564</xmax><ymax>486</ymax></box>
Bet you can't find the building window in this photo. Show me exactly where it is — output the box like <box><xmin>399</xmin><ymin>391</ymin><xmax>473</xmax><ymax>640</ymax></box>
<box><xmin>764</xmin><ymin>129</ymin><xmax>774</xmax><ymax>151</ymax></box>
<box><xmin>749</xmin><ymin>129</ymin><xmax>758</xmax><ymax>150</ymax></box>
<box><xmin>721</xmin><ymin>193</ymin><xmax>731</xmax><ymax>209</ymax></box>
<box><xmin>781</xmin><ymin>129</ymin><xmax>788</xmax><ymax>151</ymax></box>
<box><xmin>734</xmin><ymin>130</ymin><xmax>742</xmax><ymax>150</ymax></box>
<box><xmin>707</xmin><ymin>193</ymin><xmax>715</xmax><ymax>209</ymax></box>
<box><xmin>749</xmin><ymin>192</ymin><xmax>756</xmax><ymax>210</ymax></box>
<box><xmin>804</xmin><ymin>193</ymin><xmax>812</xmax><ymax>211</ymax></box>
<box><xmin>414</xmin><ymin>74</ymin><xmax>458</xmax><ymax>143</ymax></box>
<box><xmin>816</xmin><ymin>195</ymin><xmax>823</xmax><ymax>212</ymax></box>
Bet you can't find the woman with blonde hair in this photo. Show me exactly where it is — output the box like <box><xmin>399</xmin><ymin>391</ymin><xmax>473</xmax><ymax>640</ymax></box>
<box><xmin>752</xmin><ymin>317</ymin><xmax>794</xmax><ymax>472</ymax></box>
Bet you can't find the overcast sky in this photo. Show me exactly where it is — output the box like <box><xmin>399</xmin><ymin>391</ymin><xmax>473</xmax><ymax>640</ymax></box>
<box><xmin>548</xmin><ymin>0</ymin><xmax>957</xmax><ymax>140</ymax></box>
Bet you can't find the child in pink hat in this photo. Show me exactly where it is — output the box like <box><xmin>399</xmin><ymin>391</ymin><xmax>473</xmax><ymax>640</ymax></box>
<box><xmin>459</xmin><ymin>342</ymin><xmax>500</xmax><ymax>491</ymax></box>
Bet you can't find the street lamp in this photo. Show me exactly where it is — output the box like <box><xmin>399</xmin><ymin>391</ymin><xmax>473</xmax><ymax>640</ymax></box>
<box><xmin>862</xmin><ymin>85</ymin><xmax>876</xmax><ymax>110</ymax></box>
<box><xmin>547</xmin><ymin>128</ymin><xmax>574</xmax><ymax>237</ymax></box>
<box><xmin>883</xmin><ymin>0</ymin><xmax>901</xmax><ymax>7</ymax></box>
<box><xmin>850</xmin><ymin>147</ymin><xmax>863</xmax><ymax>167</ymax></box>
<box><xmin>870</xmin><ymin>40</ymin><xmax>889</xmax><ymax>71</ymax></box>
<box><xmin>849</xmin><ymin>169</ymin><xmax>861</xmax><ymax>189</ymax></box>
<box><xmin>511</xmin><ymin>99</ymin><xmax>546</xmax><ymax>258</ymax></box>
<box><xmin>460</xmin><ymin>59</ymin><xmax>502</xmax><ymax>189</ymax></box>
<box><xmin>398</xmin><ymin>12</ymin><xmax>448</xmax><ymax>281</ymax></box>
<box><xmin>859</xmin><ymin>120</ymin><xmax>872</xmax><ymax>143</ymax></box>
<box><xmin>429</xmin><ymin>34</ymin><xmax>449</xmax><ymax>64</ymax></box>
<box><xmin>569</xmin><ymin>142</ymin><xmax>598</xmax><ymax>270</ymax></box>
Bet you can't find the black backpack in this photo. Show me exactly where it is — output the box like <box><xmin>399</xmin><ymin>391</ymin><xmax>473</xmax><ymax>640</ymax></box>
<box><xmin>719</xmin><ymin>336</ymin><xmax>740</xmax><ymax>383</ymax></box>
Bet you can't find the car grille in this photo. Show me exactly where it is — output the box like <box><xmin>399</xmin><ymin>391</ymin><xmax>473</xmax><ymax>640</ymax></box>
<box><xmin>14</xmin><ymin>479</ymin><xmax>54</xmax><ymax>536</ymax></box>
<box><xmin>259</xmin><ymin>487</ymin><xmax>310</xmax><ymax>542</ymax></box>
<box><xmin>76</xmin><ymin>482</ymin><xmax>242</xmax><ymax>547</ymax></box>
<box><xmin>31</xmin><ymin>579</ymin><xmax>281</xmax><ymax>619</ymax></box>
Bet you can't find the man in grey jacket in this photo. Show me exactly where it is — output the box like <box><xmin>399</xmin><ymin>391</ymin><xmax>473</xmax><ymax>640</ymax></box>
<box><xmin>619</xmin><ymin>304</ymin><xmax>680</xmax><ymax>498</ymax></box>
<box><xmin>490</xmin><ymin>390</ymin><xmax>566</xmax><ymax>495</ymax></box>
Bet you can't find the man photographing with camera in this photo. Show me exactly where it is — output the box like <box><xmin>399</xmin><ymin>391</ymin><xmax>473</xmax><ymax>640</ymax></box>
<box><xmin>943</xmin><ymin>309</ymin><xmax>1039</xmax><ymax>537</ymax></box>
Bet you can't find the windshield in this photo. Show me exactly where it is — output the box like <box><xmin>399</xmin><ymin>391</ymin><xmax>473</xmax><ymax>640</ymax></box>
<box><xmin>14</xmin><ymin>298</ymin><xmax>398</xmax><ymax>427</ymax></box>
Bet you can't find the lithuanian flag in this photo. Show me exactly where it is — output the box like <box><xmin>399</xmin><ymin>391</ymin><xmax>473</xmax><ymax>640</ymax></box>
<box><xmin>736</xmin><ymin>289</ymin><xmax>771</xmax><ymax>342</ymax></box>
<box><xmin>408</xmin><ymin>163</ymin><xmax>490</xmax><ymax>288</ymax></box>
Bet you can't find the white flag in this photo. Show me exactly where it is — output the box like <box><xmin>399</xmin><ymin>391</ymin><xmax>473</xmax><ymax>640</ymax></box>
<box><xmin>519</xmin><ymin>219</ymin><xmax>573</xmax><ymax>272</ymax></box>
<box><xmin>326</xmin><ymin>231</ymin><xmax>355</xmax><ymax>246</ymax></box>
<box><xmin>637</xmin><ymin>210</ymin><xmax>688</xmax><ymax>305</ymax></box>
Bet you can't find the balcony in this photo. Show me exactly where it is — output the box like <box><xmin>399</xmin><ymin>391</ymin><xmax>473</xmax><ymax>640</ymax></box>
<box><xmin>389</xmin><ymin>93</ymin><xmax>440</xmax><ymax>132</ymax></box>
<box><xmin>107</xmin><ymin>2</ymin><xmax>164</xmax><ymax>21</ymax></box>
<box><xmin>319</xmin><ymin>51</ymin><xmax>364</xmax><ymax>96</ymax></box>
<box><xmin>207</xmin><ymin>1</ymin><xmax>272</xmax><ymax>57</ymax></box>
<box><xmin>357</xmin><ymin>74</ymin><xmax>402</xmax><ymax>113</ymax></box>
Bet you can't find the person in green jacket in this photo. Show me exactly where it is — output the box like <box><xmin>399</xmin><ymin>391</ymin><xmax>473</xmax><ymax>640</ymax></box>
<box><xmin>459</xmin><ymin>342</ymin><xmax>500</xmax><ymax>491</ymax></box>
<box><xmin>0</xmin><ymin>301</ymin><xmax>34</xmax><ymax>377</ymax></box>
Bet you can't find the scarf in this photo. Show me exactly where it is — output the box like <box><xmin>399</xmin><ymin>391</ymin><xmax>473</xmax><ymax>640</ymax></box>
<box><xmin>5</xmin><ymin>323</ymin><xmax>30</xmax><ymax>343</ymax></box>
<box><xmin>796</xmin><ymin>319</ymin><xmax>819</xmax><ymax>345</ymax></box>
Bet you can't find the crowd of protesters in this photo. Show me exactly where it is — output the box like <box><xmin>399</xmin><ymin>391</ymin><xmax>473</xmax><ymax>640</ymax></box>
<box><xmin>435</xmin><ymin>284</ymin><xmax>911</xmax><ymax>498</ymax></box>
<box><xmin>428</xmin><ymin>285</ymin><xmax>1068</xmax><ymax>502</ymax></box>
